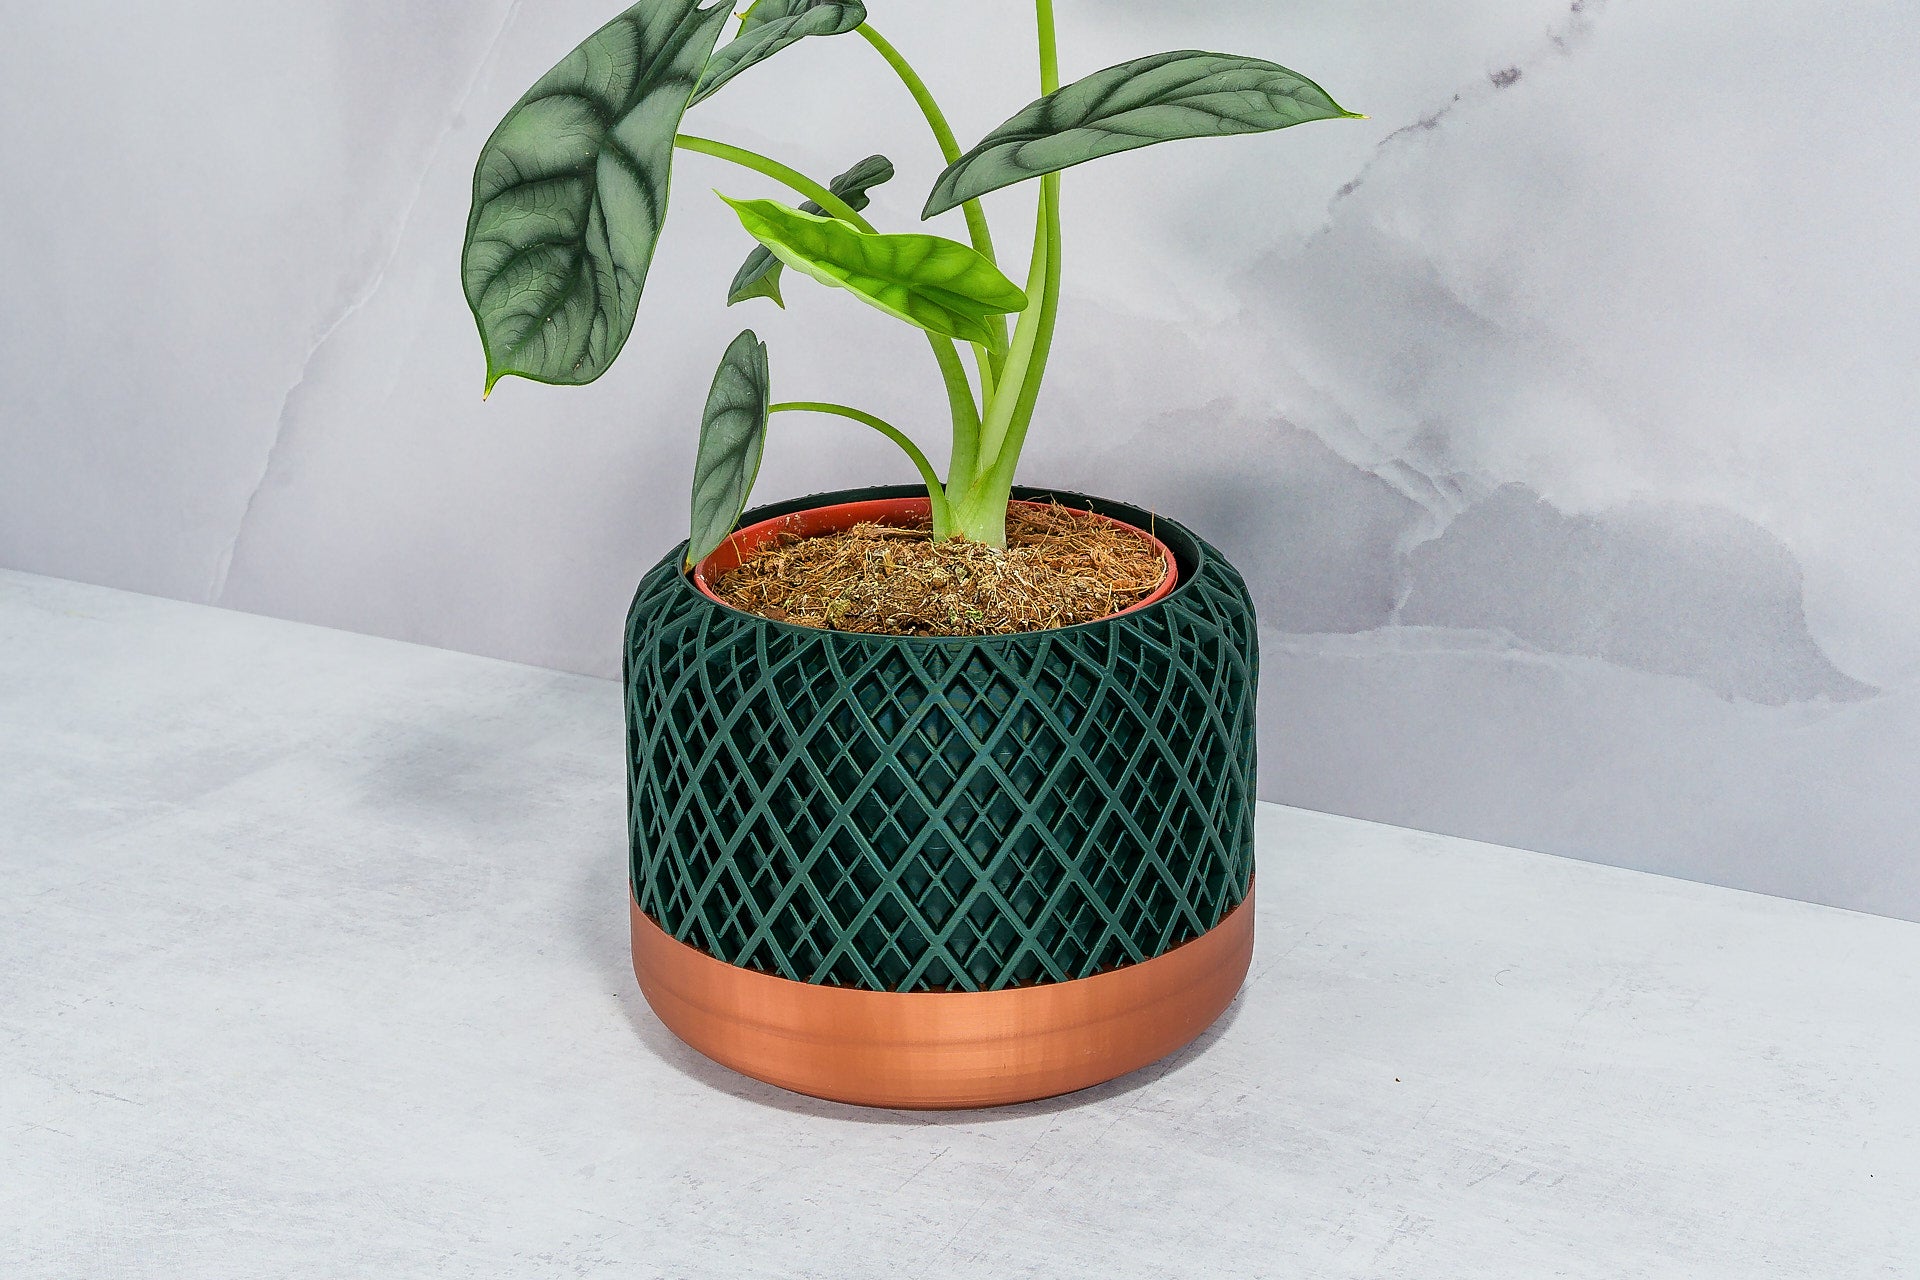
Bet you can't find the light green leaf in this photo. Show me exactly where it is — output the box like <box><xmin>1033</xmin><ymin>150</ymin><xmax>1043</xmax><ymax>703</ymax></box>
<box><xmin>687</xmin><ymin>331</ymin><xmax>772</xmax><ymax>569</ymax></box>
<box><xmin>462</xmin><ymin>0</ymin><xmax>732</xmax><ymax>393</ymax></box>
<box><xmin>727</xmin><ymin>154</ymin><xmax>895</xmax><ymax>308</ymax></box>
<box><xmin>720</xmin><ymin>195</ymin><xmax>1028</xmax><ymax>349</ymax></box>
<box><xmin>925</xmin><ymin>50</ymin><xmax>1357</xmax><ymax>217</ymax></box>
<box><xmin>691</xmin><ymin>0</ymin><xmax>866</xmax><ymax>106</ymax></box>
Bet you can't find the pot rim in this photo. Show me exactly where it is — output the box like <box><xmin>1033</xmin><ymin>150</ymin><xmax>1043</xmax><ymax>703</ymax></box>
<box><xmin>688</xmin><ymin>493</ymin><xmax>1184</xmax><ymax>639</ymax></box>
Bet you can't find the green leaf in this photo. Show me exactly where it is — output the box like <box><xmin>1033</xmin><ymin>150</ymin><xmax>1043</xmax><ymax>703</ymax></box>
<box><xmin>462</xmin><ymin>0</ymin><xmax>732</xmax><ymax>393</ymax></box>
<box><xmin>924</xmin><ymin>50</ymin><xmax>1358</xmax><ymax>217</ymax></box>
<box><xmin>687</xmin><ymin>331</ymin><xmax>772</xmax><ymax>569</ymax></box>
<box><xmin>691</xmin><ymin>0</ymin><xmax>866</xmax><ymax>106</ymax></box>
<box><xmin>719</xmin><ymin>195</ymin><xmax>1028</xmax><ymax>349</ymax></box>
<box><xmin>727</xmin><ymin>154</ymin><xmax>895</xmax><ymax>308</ymax></box>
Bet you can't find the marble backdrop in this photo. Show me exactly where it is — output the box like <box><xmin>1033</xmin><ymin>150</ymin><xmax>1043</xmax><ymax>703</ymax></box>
<box><xmin>5</xmin><ymin>2</ymin><xmax>1917</xmax><ymax>918</ymax></box>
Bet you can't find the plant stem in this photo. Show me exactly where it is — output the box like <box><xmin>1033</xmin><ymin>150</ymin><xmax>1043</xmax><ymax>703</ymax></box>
<box><xmin>1037</xmin><ymin>0</ymin><xmax>1060</xmax><ymax>93</ymax></box>
<box><xmin>932</xmin><ymin>335</ymin><xmax>982</xmax><ymax>498</ymax></box>
<box><xmin>946</xmin><ymin>0</ymin><xmax>1064</xmax><ymax>547</ymax></box>
<box><xmin>972</xmin><ymin>344</ymin><xmax>997</xmax><ymax>409</ymax></box>
<box><xmin>674</xmin><ymin>132</ymin><xmax>982</xmax><ymax>483</ymax></box>
<box><xmin>854</xmin><ymin>24</ymin><xmax>1009</xmax><ymax>391</ymax></box>
<box><xmin>770</xmin><ymin>402</ymin><xmax>954</xmax><ymax>535</ymax></box>
<box><xmin>995</xmin><ymin>1</ymin><xmax>1065</xmax><ymax>486</ymax></box>
<box><xmin>673</xmin><ymin>133</ymin><xmax>874</xmax><ymax>230</ymax></box>
<box><xmin>853</xmin><ymin>24</ymin><xmax>1000</xmax><ymax>268</ymax></box>
<box><xmin>980</xmin><ymin>172</ymin><xmax>1060</xmax><ymax>501</ymax></box>
<box><xmin>974</xmin><ymin>192</ymin><xmax>1051</xmax><ymax>472</ymax></box>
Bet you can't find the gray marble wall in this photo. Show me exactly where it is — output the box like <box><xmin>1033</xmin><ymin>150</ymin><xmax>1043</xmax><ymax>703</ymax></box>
<box><xmin>5</xmin><ymin>2</ymin><xmax>1916</xmax><ymax>918</ymax></box>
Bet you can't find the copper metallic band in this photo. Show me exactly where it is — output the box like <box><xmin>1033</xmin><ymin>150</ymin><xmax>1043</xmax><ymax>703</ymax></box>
<box><xmin>630</xmin><ymin>882</ymin><xmax>1255</xmax><ymax>1110</ymax></box>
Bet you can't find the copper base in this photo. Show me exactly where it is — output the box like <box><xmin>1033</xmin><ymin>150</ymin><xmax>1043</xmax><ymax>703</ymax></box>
<box><xmin>630</xmin><ymin>884</ymin><xmax>1255</xmax><ymax>1110</ymax></box>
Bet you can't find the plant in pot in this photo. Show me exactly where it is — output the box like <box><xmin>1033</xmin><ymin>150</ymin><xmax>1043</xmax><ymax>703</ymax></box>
<box><xmin>462</xmin><ymin>0</ymin><xmax>1359</xmax><ymax>1108</ymax></box>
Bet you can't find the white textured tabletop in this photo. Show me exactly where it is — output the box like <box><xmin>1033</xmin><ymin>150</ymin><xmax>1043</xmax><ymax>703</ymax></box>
<box><xmin>2</xmin><ymin>569</ymin><xmax>1915</xmax><ymax>1279</ymax></box>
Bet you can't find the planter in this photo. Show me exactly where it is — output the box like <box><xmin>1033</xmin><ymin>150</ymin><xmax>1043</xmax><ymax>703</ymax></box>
<box><xmin>623</xmin><ymin>485</ymin><xmax>1259</xmax><ymax>1109</ymax></box>
<box><xmin>689</xmin><ymin>494</ymin><xmax>1182</xmax><ymax>620</ymax></box>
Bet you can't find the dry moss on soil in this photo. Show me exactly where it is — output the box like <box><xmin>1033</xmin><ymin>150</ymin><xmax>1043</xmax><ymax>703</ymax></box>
<box><xmin>711</xmin><ymin>503</ymin><xmax>1169</xmax><ymax>637</ymax></box>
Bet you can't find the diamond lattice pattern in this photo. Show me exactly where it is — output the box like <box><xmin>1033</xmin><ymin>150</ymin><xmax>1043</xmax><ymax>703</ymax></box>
<box><xmin>625</xmin><ymin>492</ymin><xmax>1259</xmax><ymax>993</ymax></box>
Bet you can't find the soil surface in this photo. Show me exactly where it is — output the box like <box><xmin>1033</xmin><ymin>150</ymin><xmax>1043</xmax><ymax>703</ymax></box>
<box><xmin>710</xmin><ymin>503</ymin><xmax>1169</xmax><ymax>637</ymax></box>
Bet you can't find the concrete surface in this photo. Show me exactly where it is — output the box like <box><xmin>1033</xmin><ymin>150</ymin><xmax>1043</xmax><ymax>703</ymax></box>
<box><xmin>3</xmin><ymin>569</ymin><xmax>1915</xmax><ymax>1278</ymax></box>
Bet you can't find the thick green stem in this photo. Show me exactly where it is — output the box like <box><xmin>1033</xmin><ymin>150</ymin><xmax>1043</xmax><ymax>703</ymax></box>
<box><xmin>973</xmin><ymin>191</ymin><xmax>1052</xmax><ymax>473</ymax></box>
<box><xmin>932</xmin><ymin>334</ymin><xmax>982</xmax><ymax>496</ymax></box>
<box><xmin>770</xmin><ymin>402</ymin><xmax>954</xmax><ymax>535</ymax></box>
<box><xmin>854</xmin><ymin>23</ymin><xmax>1008</xmax><ymax>387</ymax></box>
<box><xmin>675</xmin><ymin>132</ymin><xmax>982</xmax><ymax>485</ymax></box>
<box><xmin>980</xmin><ymin>172</ymin><xmax>1060</xmax><ymax>502</ymax></box>
<box><xmin>1037</xmin><ymin>0</ymin><xmax>1060</xmax><ymax>94</ymax></box>
<box><xmin>946</xmin><ymin>0</ymin><xmax>1063</xmax><ymax>547</ymax></box>
<box><xmin>972</xmin><ymin>344</ymin><xmax>997</xmax><ymax>409</ymax></box>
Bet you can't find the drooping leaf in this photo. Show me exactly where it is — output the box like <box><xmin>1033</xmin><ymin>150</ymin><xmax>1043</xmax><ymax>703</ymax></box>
<box><xmin>728</xmin><ymin>154</ymin><xmax>895</xmax><ymax>308</ymax></box>
<box><xmin>691</xmin><ymin>0</ymin><xmax>866</xmax><ymax>106</ymax></box>
<box><xmin>720</xmin><ymin>195</ymin><xmax>1028</xmax><ymax>349</ymax></box>
<box><xmin>737</xmin><ymin>0</ymin><xmax>780</xmax><ymax>30</ymax></box>
<box><xmin>462</xmin><ymin>0</ymin><xmax>732</xmax><ymax>393</ymax></box>
<box><xmin>725</xmin><ymin>244</ymin><xmax>789</xmax><ymax>309</ymax></box>
<box><xmin>925</xmin><ymin>50</ymin><xmax>1357</xmax><ymax>217</ymax></box>
<box><xmin>687</xmin><ymin>331</ymin><xmax>772</xmax><ymax>569</ymax></box>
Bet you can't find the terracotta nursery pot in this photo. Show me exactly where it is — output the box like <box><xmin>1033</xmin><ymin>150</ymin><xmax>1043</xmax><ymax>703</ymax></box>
<box><xmin>623</xmin><ymin>485</ymin><xmax>1260</xmax><ymax>1109</ymax></box>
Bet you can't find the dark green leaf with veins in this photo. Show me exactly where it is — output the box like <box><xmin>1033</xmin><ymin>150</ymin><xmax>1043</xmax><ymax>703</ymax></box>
<box><xmin>728</xmin><ymin>155</ymin><xmax>895</xmax><ymax>308</ymax></box>
<box><xmin>687</xmin><ymin>331</ymin><xmax>772</xmax><ymax>568</ymax></box>
<box><xmin>925</xmin><ymin>50</ymin><xmax>1358</xmax><ymax>217</ymax></box>
<box><xmin>462</xmin><ymin>0</ymin><xmax>732</xmax><ymax>393</ymax></box>
<box><xmin>691</xmin><ymin>0</ymin><xmax>866</xmax><ymax>106</ymax></box>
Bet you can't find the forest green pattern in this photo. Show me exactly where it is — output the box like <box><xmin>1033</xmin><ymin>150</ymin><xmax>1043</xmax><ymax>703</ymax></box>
<box><xmin>691</xmin><ymin>0</ymin><xmax>866</xmax><ymax>105</ymax></box>
<box><xmin>925</xmin><ymin>50</ymin><xmax>1354</xmax><ymax>217</ymax></box>
<box><xmin>625</xmin><ymin>488</ymin><xmax>1260</xmax><ymax>993</ymax></box>
<box><xmin>728</xmin><ymin>155</ymin><xmax>895</xmax><ymax>308</ymax></box>
<box><xmin>462</xmin><ymin>0</ymin><xmax>731</xmax><ymax>391</ymax></box>
<box><xmin>721</xmin><ymin>196</ymin><xmax>1028</xmax><ymax>350</ymax></box>
<box><xmin>686</xmin><ymin>332</ymin><xmax>772</xmax><ymax>568</ymax></box>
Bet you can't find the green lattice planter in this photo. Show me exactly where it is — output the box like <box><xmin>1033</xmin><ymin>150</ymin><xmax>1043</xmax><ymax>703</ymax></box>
<box><xmin>624</xmin><ymin>485</ymin><xmax>1259</xmax><ymax>1108</ymax></box>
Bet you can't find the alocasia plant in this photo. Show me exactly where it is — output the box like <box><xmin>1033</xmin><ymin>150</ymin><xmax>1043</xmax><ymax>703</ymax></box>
<box><xmin>462</xmin><ymin>0</ymin><xmax>1360</xmax><ymax>565</ymax></box>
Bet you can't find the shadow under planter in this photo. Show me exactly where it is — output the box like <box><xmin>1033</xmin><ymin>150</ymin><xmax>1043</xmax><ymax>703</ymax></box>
<box><xmin>623</xmin><ymin>486</ymin><xmax>1260</xmax><ymax>1109</ymax></box>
